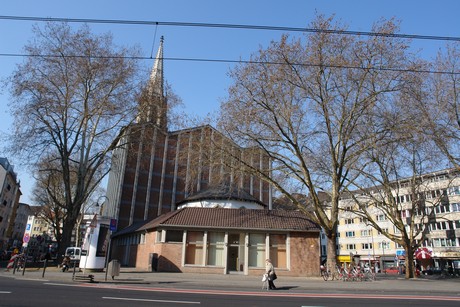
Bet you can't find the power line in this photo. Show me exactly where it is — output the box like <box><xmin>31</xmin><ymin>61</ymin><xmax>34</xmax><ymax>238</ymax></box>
<box><xmin>0</xmin><ymin>52</ymin><xmax>458</xmax><ymax>75</ymax></box>
<box><xmin>1</xmin><ymin>15</ymin><xmax>460</xmax><ymax>42</ymax></box>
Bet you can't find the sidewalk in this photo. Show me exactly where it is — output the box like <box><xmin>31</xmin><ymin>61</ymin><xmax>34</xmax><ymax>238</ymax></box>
<box><xmin>2</xmin><ymin>266</ymin><xmax>459</xmax><ymax>296</ymax></box>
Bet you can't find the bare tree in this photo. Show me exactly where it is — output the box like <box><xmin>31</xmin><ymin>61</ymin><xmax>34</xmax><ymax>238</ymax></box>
<box><xmin>5</xmin><ymin>22</ymin><xmax>141</xmax><ymax>255</ymax></box>
<box><xmin>218</xmin><ymin>15</ymin><xmax>412</xmax><ymax>266</ymax></box>
<box><xmin>412</xmin><ymin>43</ymin><xmax>460</xmax><ymax>169</ymax></box>
<box><xmin>345</xmin><ymin>126</ymin><xmax>445</xmax><ymax>278</ymax></box>
<box><xmin>31</xmin><ymin>157</ymin><xmax>67</xmax><ymax>245</ymax></box>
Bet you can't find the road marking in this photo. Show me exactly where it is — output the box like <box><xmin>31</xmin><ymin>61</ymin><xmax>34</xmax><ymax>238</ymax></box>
<box><xmin>45</xmin><ymin>283</ymin><xmax>460</xmax><ymax>302</ymax></box>
<box><xmin>103</xmin><ymin>296</ymin><xmax>200</xmax><ymax>304</ymax></box>
<box><xmin>17</xmin><ymin>278</ymin><xmax>49</xmax><ymax>282</ymax></box>
<box><xmin>0</xmin><ymin>291</ymin><xmax>12</xmax><ymax>294</ymax></box>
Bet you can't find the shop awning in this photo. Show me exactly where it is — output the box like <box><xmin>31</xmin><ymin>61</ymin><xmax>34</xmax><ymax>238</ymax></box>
<box><xmin>337</xmin><ymin>255</ymin><xmax>351</xmax><ymax>262</ymax></box>
<box><xmin>415</xmin><ymin>247</ymin><xmax>432</xmax><ymax>260</ymax></box>
<box><xmin>360</xmin><ymin>256</ymin><xmax>379</xmax><ymax>261</ymax></box>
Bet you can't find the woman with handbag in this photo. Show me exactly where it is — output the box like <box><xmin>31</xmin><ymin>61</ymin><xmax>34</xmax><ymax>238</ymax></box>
<box><xmin>265</xmin><ymin>259</ymin><xmax>277</xmax><ymax>290</ymax></box>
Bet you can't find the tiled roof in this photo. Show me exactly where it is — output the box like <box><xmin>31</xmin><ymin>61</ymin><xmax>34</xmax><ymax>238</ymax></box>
<box><xmin>113</xmin><ymin>208</ymin><xmax>319</xmax><ymax>237</ymax></box>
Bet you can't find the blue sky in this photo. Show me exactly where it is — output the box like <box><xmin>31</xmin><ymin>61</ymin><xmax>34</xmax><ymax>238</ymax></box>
<box><xmin>1</xmin><ymin>0</ymin><xmax>459</xmax><ymax>204</ymax></box>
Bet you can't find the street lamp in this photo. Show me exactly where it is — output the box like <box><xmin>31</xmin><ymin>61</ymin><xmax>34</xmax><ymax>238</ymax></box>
<box><xmin>382</xmin><ymin>240</ymin><xmax>387</xmax><ymax>274</ymax></box>
<box><xmin>96</xmin><ymin>195</ymin><xmax>109</xmax><ymax>215</ymax></box>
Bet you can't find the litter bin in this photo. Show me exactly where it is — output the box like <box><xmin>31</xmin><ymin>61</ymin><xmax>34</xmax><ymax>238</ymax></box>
<box><xmin>107</xmin><ymin>260</ymin><xmax>120</xmax><ymax>280</ymax></box>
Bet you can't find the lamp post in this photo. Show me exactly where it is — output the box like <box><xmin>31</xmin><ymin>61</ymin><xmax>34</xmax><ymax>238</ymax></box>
<box><xmin>366</xmin><ymin>224</ymin><xmax>376</xmax><ymax>272</ymax></box>
<box><xmin>382</xmin><ymin>240</ymin><xmax>387</xmax><ymax>274</ymax></box>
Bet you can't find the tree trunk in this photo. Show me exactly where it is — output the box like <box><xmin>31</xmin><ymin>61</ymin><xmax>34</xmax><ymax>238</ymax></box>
<box><xmin>326</xmin><ymin>232</ymin><xmax>338</xmax><ymax>270</ymax></box>
<box><xmin>405</xmin><ymin>245</ymin><xmax>417</xmax><ymax>279</ymax></box>
<box><xmin>58</xmin><ymin>219</ymin><xmax>76</xmax><ymax>261</ymax></box>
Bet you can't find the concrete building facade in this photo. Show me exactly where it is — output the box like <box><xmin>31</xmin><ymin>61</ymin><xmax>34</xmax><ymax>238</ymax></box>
<box><xmin>336</xmin><ymin>168</ymin><xmax>460</xmax><ymax>272</ymax></box>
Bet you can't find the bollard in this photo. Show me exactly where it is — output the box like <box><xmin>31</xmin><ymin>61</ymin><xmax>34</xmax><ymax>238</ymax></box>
<box><xmin>42</xmin><ymin>260</ymin><xmax>47</xmax><ymax>278</ymax></box>
<box><xmin>22</xmin><ymin>255</ymin><xmax>26</xmax><ymax>276</ymax></box>
<box><xmin>12</xmin><ymin>258</ymin><xmax>18</xmax><ymax>274</ymax></box>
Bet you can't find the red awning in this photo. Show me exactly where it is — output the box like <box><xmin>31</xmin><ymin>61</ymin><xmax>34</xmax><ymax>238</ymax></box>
<box><xmin>415</xmin><ymin>247</ymin><xmax>432</xmax><ymax>260</ymax></box>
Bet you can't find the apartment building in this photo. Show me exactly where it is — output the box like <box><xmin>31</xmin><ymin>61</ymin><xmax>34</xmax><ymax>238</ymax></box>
<box><xmin>336</xmin><ymin>168</ymin><xmax>460</xmax><ymax>271</ymax></box>
<box><xmin>0</xmin><ymin>158</ymin><xmax>21</xmax><ymax>251</ymax></box>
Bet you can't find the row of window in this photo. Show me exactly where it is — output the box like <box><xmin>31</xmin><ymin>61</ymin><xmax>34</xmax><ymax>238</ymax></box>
<box><xmin>344</xmin><ymin>241</ymin><xmax>390</xmax><ymax>251</ymax></box>
<box><xmin>342</xmin><ymin>202</ymin><xmax>460</xmax><ymax>227</ymax></box>
<box><xmin>184</xmin><ymin>231</ymin><xmax>287</xmax><ymax>269</ymax></box>
<box><xmin>343</xmin><ymin>215</ymin><xmax>387</xmax><ymax>225</ymax></box>
<box><xmin>116</xmin><ymin>230</ymin><xmax>288</xmax><ymax>269</ymax></box>
<box><xmin>343</xmin><ymin>220</ymin><xmax>460</xmax><ymax>238</ymax></box>
<box><xmin>343</xmin><ymin>236</ymin><xmax>460</xmax><ymax>252</ymax></box>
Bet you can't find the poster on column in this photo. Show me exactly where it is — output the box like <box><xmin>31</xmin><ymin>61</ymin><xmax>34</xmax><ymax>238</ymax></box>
<box><xmin>96</xmin><ymin>224</ymin><xmax>110</xmax><ymax>257</ymax></box>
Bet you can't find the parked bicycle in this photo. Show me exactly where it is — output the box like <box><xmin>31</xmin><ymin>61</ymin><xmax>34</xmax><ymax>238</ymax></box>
<box><xmin>321</xmin><ymin>264</ymin><xmax>336</xmax><ymax>281</ymax></box>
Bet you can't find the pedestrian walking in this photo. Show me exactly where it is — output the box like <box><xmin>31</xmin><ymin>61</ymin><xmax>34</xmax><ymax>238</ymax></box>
<box><xmin>265</xmin><ymin>259</ymin><xmax>277</xmax><ymax>290</ymax></box>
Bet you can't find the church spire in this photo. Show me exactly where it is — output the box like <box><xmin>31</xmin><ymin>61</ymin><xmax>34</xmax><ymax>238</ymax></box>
<box><xmin>137</xmin><ymin>36</ymin><xmax>167</xmax><ymax>130</ymax></box>
<box><xmin>149</xmin><ymin>36</ymin><xmax>164</xmax><ymax>99</ymax></box>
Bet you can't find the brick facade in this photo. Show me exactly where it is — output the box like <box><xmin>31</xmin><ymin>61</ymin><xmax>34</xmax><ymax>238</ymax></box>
<box><xmin>113</xmin><ymin>229</ymin><xmax>320</xmax><ymax>277</ymax></box>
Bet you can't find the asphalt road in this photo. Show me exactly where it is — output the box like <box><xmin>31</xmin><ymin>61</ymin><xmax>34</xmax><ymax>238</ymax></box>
<box><xmin>1</xmin><ymin>275</ymin><xmax>460</xmax><ymax>307</ymax></box>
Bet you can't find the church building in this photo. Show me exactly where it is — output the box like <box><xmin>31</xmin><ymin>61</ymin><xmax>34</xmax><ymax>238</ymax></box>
<box><xmin>103</xmin><ymin>38</ymin><xmax>321</xmax><ymax>277</ymax></box>
<box><xmin>103</xmin><ymin>37</ymin><xmax>272</xmax><ymax>230</ymax></box>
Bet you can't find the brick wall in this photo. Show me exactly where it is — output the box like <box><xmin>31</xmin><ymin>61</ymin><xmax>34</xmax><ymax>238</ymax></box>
<box><xmin>127</xmin><ymin>230</ymin><xmax>320</xmax><ymax>277</ymax></box>
<box><xmin>289</xmin><ymin>232</ymin><xmax>320</xmax><ymax>277</ymax></box>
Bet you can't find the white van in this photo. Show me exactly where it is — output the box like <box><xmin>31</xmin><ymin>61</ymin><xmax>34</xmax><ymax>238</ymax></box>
<box><xmin>65</xmin><ymin>247</ymin><xmax>81</xmax><ymax>261</ymax></box>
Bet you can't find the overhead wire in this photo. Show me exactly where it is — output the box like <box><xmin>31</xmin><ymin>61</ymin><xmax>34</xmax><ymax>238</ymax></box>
<box><xmin>0</xmin><ymin>52</ymin><xmax>458</xmax><ymax>75</ymax></box>
<box><xmin>0</xmin><ymin>15</ymin><xmax>459</xmax><ymax>75</ymax></box>
<box><xmin>1</xmin><ymin>15</ymin><xmax>460</xmax><ymax>42</ymax></box>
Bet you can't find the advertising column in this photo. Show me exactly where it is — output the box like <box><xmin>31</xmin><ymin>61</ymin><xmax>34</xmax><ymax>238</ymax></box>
<box><xmin>79</xmin><ymin>215</ymin><xmax>111</xmax><ymax>271</ymax></box>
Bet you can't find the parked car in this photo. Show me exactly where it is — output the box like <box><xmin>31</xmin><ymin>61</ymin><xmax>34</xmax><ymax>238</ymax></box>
<box><xmin>384</xmin><ymin>266</ymin><xmax>420</xmax><ymax>276</ymax></box>
<box><xmin>384</xmin><ymin>266</ymin><xmax>400</xmax><ymax>274</ymax></box>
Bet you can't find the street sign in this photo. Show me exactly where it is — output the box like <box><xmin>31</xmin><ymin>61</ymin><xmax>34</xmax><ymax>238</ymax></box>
<box><xmin>109</xmin><ymin>219</ymin><xmax>117</xmax><ymax>232</ymax></box>
<box><xmin>23</xmin><ymin>233</ymin><xmax>30</xmax><ymax>243</ymax></box>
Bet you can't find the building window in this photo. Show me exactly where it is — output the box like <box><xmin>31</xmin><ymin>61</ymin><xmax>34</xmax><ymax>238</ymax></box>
<box><xmin>448</xmin><ymin>186</ymin><xmax>460</xmax><ymax>195</ymax></box>
<box><xmin>165</xmin><ymin>230</ymin><xmax>183</xmax><ymax>243</ymax></box>
<box><xmin>451</xmin><ymin>203</ymin><xmax>460</xmax><ymax>212</ymax></box>
<box><xmin>432</xmin><ymin>238</ymin><xmax>456</xmax><ymax>247</ymax></box>
<box><xmin>270</xmin><ymin>234</ymin><xmax>287</xmax><ymax>269</ymax></box>
<box><xmin>346</xmin><ymin>244</ymin><xmax>356</xmax><ymax>250</ymax></box>
<box><xmin>430</xmin><ymin>222</ymin><xmax>449</xmax><ymax>231</ymax></box>
<box><xmin>435</xmin><ymin>204</ymin><xmax>450</xmax><ymax>215</ymax></box>
<box><xmin>344</xmin><ymin>218</ymin><xmax>354</xmax><ymax>225</ymax></box>
<box><xmin>185</xmin><ymin>231</ymin><xmax>204</xmax><ymax>265</ymax></box>
<box><xmin>376</xmin><ymin>214</ymin><xmax>386</xmax><ymax>221</ymax></box>
<box><xmin>455</xmin><ymin>220</ymin><xmax>460</xmax><ymax>229</ymax></box>
<box><xmin>345</xmin><ymin>231</ymin><xmax>355</xmax><ymax>238</ymax></box>
<box><xmin>360</xmin><ymin>230</ymin><xmax>370</xmax><ymax>237</ymax></box>
<box><xmin>248</xmin><ymin>233</ymin><xmax>266</xmax><ymax>268</ymax></box>
<box><xmin>206</xmin><ymin>232</ymin><xmax>225</xmax><ymax>266</ymax></box>
<box><xmin>361</xmin><ymin>243</ymin><xmax>373</xmax><ymax>250</ymax></box>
